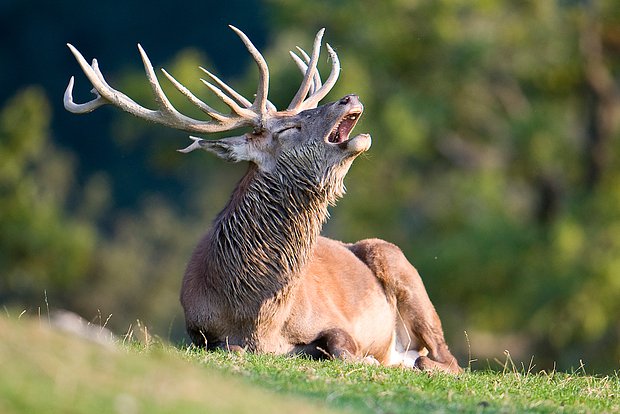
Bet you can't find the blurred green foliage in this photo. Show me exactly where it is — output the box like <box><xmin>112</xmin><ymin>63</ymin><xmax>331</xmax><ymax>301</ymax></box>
<box><xmin>1</xmin><ymin>0</ymin><xmax>619</xmax><ymax>372</ymax></box>
<box><xmin>0</xmin><ymin>88</ymin><xmax>95</xmax><ymax>303</ymax></box>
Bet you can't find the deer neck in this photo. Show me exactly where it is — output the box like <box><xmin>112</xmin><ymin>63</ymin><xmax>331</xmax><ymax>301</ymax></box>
<box><xmin>208</xmin><ymin>161</ymin><xmax>341</xmax><ymax>307</ymax></box>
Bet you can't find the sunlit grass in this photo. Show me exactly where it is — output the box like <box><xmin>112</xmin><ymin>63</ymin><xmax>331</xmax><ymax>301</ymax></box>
<box><xmin>191</xmin><ymin>349</ymin><xmax>620</xmax><ymax>413</ymax></box>
<box><xmin>2</xmin><ymin>315</ymin><xmax>619</xmax><ymax>414</ymax></box>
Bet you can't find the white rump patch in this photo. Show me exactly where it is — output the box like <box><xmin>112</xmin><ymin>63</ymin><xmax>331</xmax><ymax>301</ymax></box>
<box><xmin>387</xmin><ymin>333</ymin><xmax>427</xmax><ymax>368</ymax></box>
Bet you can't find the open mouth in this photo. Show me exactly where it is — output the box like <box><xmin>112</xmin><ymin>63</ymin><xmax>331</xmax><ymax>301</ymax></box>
<box><xmin>327</xmin><ymin>110</ymin><xmax>362</xmax><ymax>144</ymax></box>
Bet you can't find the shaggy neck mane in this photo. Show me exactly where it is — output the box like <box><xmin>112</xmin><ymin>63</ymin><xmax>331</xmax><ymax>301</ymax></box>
<box><xmin>206</xmin><ymin>156</ymin><xmax>346</xmax><ymax>308</ymax></box>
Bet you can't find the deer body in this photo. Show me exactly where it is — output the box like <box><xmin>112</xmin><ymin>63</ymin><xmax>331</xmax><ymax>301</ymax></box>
<box><xmin>184</xmin><ymin>235</ymin><xmax>397</xmax><ymax>359</ymax></box>
<box><xmin>65</xmin><ymin>27</ymin><xmax>461</xmax><ymax>373</ymax></box>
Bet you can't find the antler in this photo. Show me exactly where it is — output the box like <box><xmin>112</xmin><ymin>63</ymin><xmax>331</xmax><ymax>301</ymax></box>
<box><xmin>287</xmin><ymin>30</ymin><xmax>340</xmax><ymax>111</ymax></box>
<box><xmin>65</xmin><ymin>26</ymin><xmax>340</xmax><ymax>135</ymax></box>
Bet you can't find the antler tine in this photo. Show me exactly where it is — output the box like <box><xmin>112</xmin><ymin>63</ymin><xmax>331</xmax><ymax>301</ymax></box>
<box><xmin>199</xmin><ymin>78</ymin><xmax>258</xmax><ymax>119</ymax></box>
<box><xmin>160</xmin><ymin>68</ymin><xmax>229</xmax><ymax>122</ymax></box>
<box><xmin>177</xmin><ymin>136</ymin><xmax>204</xmax><ymax>153</ymax></box>
<box><xmin>64</xmin><ymin>75</ymin><xmax>107</xmax><ymax>113</ymax></box>
<box><xmin>200</xmin><ymin>68</ymin><xmax>274</xmax><ymax>112</ymax></box>
<box><xmin>287</xmin><ymin>29</ymin><xmax>325</xmax><ymax>111</ymax></box>
<box><xmin>199</xmin><ymin>66</ymin><xmax>252</xmax><ymax>109</ymax></box>
<box><xmin>297</xmin><ymin>46</ymin><xmax>323</xmax><ymax>93</ymax></box>
<box><xmin>136</xmin><ymin>43</ymin><xmax>231</xmax><ymax>130</ymax></box>
<box><xmin>228</xmin><ymin>25</ymin><xmax>270</xmax><ymax>119</ymax></box>
<box><xmin>289</xmin><ymin>47</ymin><xmax>322</xmax><ymax>95</ymax></box>
<box><xmin>298</xmin><ymin>43</ymin><xmax>340</xmax><ymax>110</ymax></box>
<box><xmin>137</xmin><ymin>43</ymin><xmax>179</xmax><ymax>119</ymax></box>
<box><xmin>289</xmin><ymin>52</ymin><xmax>312</xmax><ymax>94</ymax></box>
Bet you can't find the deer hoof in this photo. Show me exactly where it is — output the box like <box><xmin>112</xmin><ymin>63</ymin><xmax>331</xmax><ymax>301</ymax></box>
<box><xmin>415</xmin><ymin>356</ymin><xmax>463</xmax><ymax>374</ymax></box>
<box><xmin>361</xmin><ymin>356</ymin><xmax>380</xmax><ymax>366</ymax></box>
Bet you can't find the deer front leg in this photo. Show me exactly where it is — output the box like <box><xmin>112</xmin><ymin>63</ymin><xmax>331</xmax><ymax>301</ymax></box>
<box><xmin>349</xmin><ymin>239</ymin><xmax>462</xmax><ymax>374</ymax></box>
<box><xmin>186</xmin><ymin>325</ymin><xmax>247</xmax><ymax>354</ymax></box>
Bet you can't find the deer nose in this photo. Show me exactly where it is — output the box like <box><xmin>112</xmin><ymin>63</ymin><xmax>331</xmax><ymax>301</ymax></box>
<box><xmin>339</xmin><ymin>94</ymin><xmax>359</xmax><ymax>105</ymax></box>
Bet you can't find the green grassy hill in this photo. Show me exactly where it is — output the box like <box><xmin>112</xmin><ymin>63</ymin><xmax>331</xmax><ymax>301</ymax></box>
<box><xmin>1</xmin><ymin>316</ymin><xmax>618</xmax><ymax>413</ymax></box>
<box><xmin>0</xmin><ymin>316</ymin><xmax>337</xmax><ymax>414</ymax></box>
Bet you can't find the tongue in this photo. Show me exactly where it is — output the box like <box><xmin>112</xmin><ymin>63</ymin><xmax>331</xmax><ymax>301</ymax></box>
<box><xmin>337</xmin><ymin>118</ymin><xmax>355</xmax><ymax>142</ymax></box>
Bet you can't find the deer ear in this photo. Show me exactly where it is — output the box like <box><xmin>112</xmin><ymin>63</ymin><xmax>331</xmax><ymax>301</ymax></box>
<box><xmin>179</xmin><ymin>135</ymin><xmax>252</xmax><ymax>163</ymax></box>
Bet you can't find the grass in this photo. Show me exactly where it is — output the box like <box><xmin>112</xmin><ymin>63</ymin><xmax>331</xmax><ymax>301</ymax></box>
<box><xmin>1</xmin><ymin>316</ymin><xmax>619</xmax><ymax>413</ymax></box>
<box><xmin>0</xmin><ymin>316</ymin><xmax>336</xmax><ymax>414</ymax></box>
<box><xmin>194</xmin><ymin>351</ymin><xmax>620</xmax><ymax>413</ymax></box>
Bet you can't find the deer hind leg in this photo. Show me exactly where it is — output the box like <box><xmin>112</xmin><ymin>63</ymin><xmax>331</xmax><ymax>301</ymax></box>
<box><xmin>294</xmin><ymin>328</ymin><xmax>359</xmax><ymax>361</ymax></box>
<box><xmin>348</xmin><ymin>239</ymin><xmax>462</xmax><ymax>374</ymax></box>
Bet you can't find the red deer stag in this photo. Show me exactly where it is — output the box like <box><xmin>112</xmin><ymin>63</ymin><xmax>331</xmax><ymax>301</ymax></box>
<box><xmin>65</xmin><ymin>26</ymin><xmax>461</xmax><ymax>373</ymax></box>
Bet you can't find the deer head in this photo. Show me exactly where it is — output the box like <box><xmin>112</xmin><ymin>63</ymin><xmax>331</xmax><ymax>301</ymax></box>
<box><xmin>64</xmin><ymin>26</ymin><xmax>371</xmax><ymax>196</ymax></box>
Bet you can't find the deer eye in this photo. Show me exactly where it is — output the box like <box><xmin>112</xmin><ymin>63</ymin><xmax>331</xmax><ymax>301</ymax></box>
<box><xmin>276</xmin><ymin>125</ymin><xmax>301</xmax><ymax>134</ymax></box>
